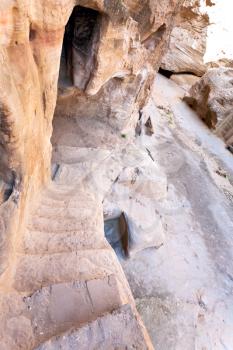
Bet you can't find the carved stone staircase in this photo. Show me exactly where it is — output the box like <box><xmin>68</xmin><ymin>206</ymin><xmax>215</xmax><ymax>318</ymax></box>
<box><xmin>0</xmin><ymin>146</ymin><xmax>153</xmax><ymax>349</ymax></box>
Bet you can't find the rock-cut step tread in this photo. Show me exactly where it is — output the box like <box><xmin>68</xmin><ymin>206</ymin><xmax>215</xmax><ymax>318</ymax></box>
<box><xmin>35</xmin><ymin>304</ymin><xmax>152</xmax><ymax>350</ymax></box>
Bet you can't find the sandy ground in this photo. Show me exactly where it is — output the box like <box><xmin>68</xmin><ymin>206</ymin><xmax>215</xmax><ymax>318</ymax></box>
<box><xmin>118</xmin><ymin>74</ymin><xmax>233</xmax><ymax>350</ymax></box>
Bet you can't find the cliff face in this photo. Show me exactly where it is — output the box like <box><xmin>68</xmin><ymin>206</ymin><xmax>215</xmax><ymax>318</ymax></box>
<box><xmin>0</xmin><ymin>1</ymin><xmax>183</xmax><ymax>348</ymax></box>
<box><xmin>0</xmin><ymin>0</ymin><xmax>182</xmax><ymax>276</ymax></box>
<box><xmin>161</xmin><ymin>0</ymin><xmax>209</xmax><ymax>76</ymax></box>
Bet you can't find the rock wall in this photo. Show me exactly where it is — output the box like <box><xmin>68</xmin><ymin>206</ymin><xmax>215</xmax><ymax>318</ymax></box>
<box><xmin>0</xmin><ymin>0</ymin><xmax>183</xmax><ymax>277</ymax></box>
<box><xmin>55</xmin><ymin>0</ymin><xmax>183</xmax><ymax>134</ymax></box>
<box><xmin>184</xmin><ymin>67</ymin><xmax>233</xmax><ymax>147</ymax></box>
<box><xmin>0</xmin><ymin>0</ymin><xmax>67</xmax><ymax>277</ymax></box>
<box><xmin>0</xmin><ymin>1</ymin><xmax>189</xmax><ymax>348</ymax></box>
<box><xmin>161</xmin><ymin>0</ymin><xmax>209</xmax><ymax>76</ymax></box>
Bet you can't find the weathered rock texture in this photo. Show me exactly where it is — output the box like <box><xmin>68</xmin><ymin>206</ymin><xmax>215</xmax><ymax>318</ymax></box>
<box><xmin>103</xmin><ymin>142</ymin><xmax>167</xmax><ymax>257</ymax></box>
<box><xmin>207</xmin><ymin>58</ymin><xmax>233</xmax><ymax>69</ymax></box>
<box><xmin>0</xmin><ymin>140</ymin><xmax>158</xmax><ymax>349</ymax></box>
<box><xmin>0</xmin><ymin>0</ymin><xmax>182</xmax><ymax>276</ymax></box>
<box><xmin>184</xmin><ymin>67</ymin><xmax>233</xmax><ymax>147</ymax></box>
<box><xmin>161</xmin><ymin>0</ymin><xmax>209</xmax><ymax>76</ymax></box>
<box><xmin>0</xmin><ymin>0</ymin><xmax>183</xmax><ymax>348</ymax></box>
<box><xmin>170</xmin><ymin>73</ymin><xmax>200</xmax><ymax>91</ymax></box>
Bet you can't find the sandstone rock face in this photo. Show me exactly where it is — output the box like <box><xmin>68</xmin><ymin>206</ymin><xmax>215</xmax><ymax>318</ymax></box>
<box><xmin>0</xmin><ymin>0</ymin><xmax>183</xmax><ymax>348</ymax></box>
<box><xmin>0</xmin><ymin>0</ymin><xmax>183</xmax><ymax>276</ymax></box>
<box><xmin>103</xmin><ymin>144</ymin><xmax>167</xmax><ymax>256</ymax></box>
<box><xmin>161</xmin><ymin>0</ymin><xmax>209</xmax><ymax>76</ymax></box>
<box><xmin>184</xmin><ymin>68</ymin><xmax>233</xmax><ymax>137</ymax></box>
<box><xmin>170</xmin><ymin>73</ymin><xmax>200</xmax><ymax>91</ymax></box>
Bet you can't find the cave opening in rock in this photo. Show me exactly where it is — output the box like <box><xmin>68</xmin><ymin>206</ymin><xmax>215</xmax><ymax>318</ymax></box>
<box><xmin>158</xmin><ymin>68</ymin><xmax>173</xmax><ymax>78</ymax></box>
<box><xmin>159</xmin><ymin>67</ymin><xmax>200</xmax><ymax>78</ymax></box>
<box><xmin>58</xmin><ymin>5</ymin><xmax>101</xmax><ymax>90</ymax></box>
<box><xmin>104</xmin><ymin>213</ymin><xmax>130</xmax><ymax>260</ymax></box>
<box><xmin>51</xmin><ymin>5</ymin><xmax>103</xmax><ymax>176</ymax></box>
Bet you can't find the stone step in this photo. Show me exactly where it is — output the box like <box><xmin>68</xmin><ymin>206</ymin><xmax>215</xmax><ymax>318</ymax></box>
<box><xmin>43</xmin><ymin>183</ymin><xmax>77</xmax><ymax>197</ymax></box>
<box><xmin>27</xmin><ymin>214</ymin><xmax>101</xmax><ymax>233</ymax></box>
<box><xmin>38</xmin><ymin>189</ymin><xmax>96</xmax><ymax>209</ymax></box>
<box><xmin>53</xmin><ymin>156</ymin><xmax>122</xmax><ymax>198</ymax></box>
<box><xmin>21</xmin><ymin>228</ymin><xmax>107</xmax><ymax>254</ymax></box>
<box><xmin>53</xmin><ymin>165</ymin><xmax>92</xmax><ymax>187</ymax></box>
<box><xmin>35</xmin><ymin>304</ymin><xmax>153</xmax><ymax>350</ymax></box>
<box><xmin>28</xmin><ymin>195</ymin><xmax>101</xmax><ymax>230</ymax></box>
<box><xmin>43</xmin><ymin>188</ymin><xmax>76</xmax><ymax>201</ymax></box>
<box><xmin>52</xmin><ymin>146</ymin><xmax>112</xmax><ymax>165</ymax></box>
<box><xmin>31</xmin><ymin>206</ymin><xmax>101</xmax><ymax>222</ymax></box>
<box><xmin>46</xmin><ymin>182</ymin><xmax>75</xmax><ymax>192</ymax></box>
<box><xmin>13</xmin><ymin>250</ymin><xmax>125</xmax><ymax>294</ymax></box>
<box><xmin>0</xmin><ymin>276</ymin><xmax>127</xmax><ymax>350</ymax></box>
<box><xmin>33</xmin><ymin>192</ymin><xmax>100</xmax><ymax>219</ymax></box>
<box><xmin>40</xmin><ymin>182</ymin><xmax>99</xmax><ymax>204</ymax></box>
<box><xmin>39</xmin><ymin>196</ymin><xmax>69</xmax><ymax>209</ymax></box>
<box><xmin>27</xmin><ymin>275</ymin><xmax>125</xmax><ymax>348</ymax></box>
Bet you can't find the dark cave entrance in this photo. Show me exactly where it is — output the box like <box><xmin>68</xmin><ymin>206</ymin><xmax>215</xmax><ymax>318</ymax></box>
<box><xmin>58</xmin><ymin>5</ymin><xmax>101</xmax><ymax>90</ymax></box>
<box><xmin>51</xmin><ymin>5</ymin><xmax>102</xmax><ymax>178</ymax></box>
<box><xmin>158</xmin><ymin>68</ymin><xmax>173</xmax><ymax>78</ymax></box>
<box><xmin>159</xmin><ymin>68</ymin><xmax>200</xmax><ymax>79</ymax></box>
<box><xmin>104</xmin><ymin>213</ymin><xmax>130</xmax><ymax>260</ymax></box>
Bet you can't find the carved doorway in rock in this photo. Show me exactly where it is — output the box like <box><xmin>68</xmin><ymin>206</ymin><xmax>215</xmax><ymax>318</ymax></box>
<box><xmin>58</xmin><ymin>5</ymin><xmax>101</xmax><ymax>91</ymax></box>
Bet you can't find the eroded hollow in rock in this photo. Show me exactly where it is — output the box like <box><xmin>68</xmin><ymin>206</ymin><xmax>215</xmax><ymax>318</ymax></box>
<box><xmin>0</xmin><ymin>177</ymin><xmax>14</xmax><ymax>205</ymax></box>
<box><xmin>158</xmin><ymin>68</ymin><xmax>174</xmax><ymax>78</ymax></box>
<box><xmin>142</xmin><ymin>23</ymin><xmax>167</xmax><ymax>51</ymax></box>
<box><xmin>104</xmin><ymin>213</ymin><xmax>130</xmax><ymax>259</ymax></box>
<box><xmin>159</xmin><ymin>67</ymin><xmax>201</xmax><ymax>78</ymax></box>
<box><xmin>58</xmin><ymin>5</ymin><xmax>101</xmax><ymax>90</ymax></box>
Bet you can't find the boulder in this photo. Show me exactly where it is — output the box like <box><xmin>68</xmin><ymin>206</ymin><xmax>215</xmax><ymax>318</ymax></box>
<box><xmin>184</xmin><ymin>67</ymin><xmax>233</xmax><ymax>130</ymax></box>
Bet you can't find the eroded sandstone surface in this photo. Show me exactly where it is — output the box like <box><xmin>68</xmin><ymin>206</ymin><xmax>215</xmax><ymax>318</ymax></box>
<box><xmin>119</xmin><ymin>73</ymin><xmax>233</xmax><ymax>350</ymax></box>
<box><xmin>161</xmin><ymin>0</ymin><xmax>209</xmax><ymax>76</ymax></box>
<box><xmin>0</xmin><ymin>0</ymin><xmax>183</xmax><ymax>348</ymax></box>
<box><xmin>184</xmin><ymin>67</ymin><xmax>233</xmax><ymax>147</ymax></box>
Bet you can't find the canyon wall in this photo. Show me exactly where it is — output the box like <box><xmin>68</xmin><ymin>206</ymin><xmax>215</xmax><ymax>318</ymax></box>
<box><xmin>0</xmin><ymin>0</ymin><xmax>183</xmax><ymax>277</ymax></box>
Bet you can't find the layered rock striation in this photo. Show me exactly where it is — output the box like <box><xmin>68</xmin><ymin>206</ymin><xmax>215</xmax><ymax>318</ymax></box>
<box><xmin>161</xmin><ymin>0</ymin><xmax>209</xmax><ymax>76</ymax></box>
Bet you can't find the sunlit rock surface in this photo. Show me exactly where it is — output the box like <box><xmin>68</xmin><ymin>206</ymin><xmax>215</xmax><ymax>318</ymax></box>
<box><xmin>161</xmin><ymin>0</ymin><xmax>209</xmax><ymax>76</ymax></box>
<box><xmin>0</xmin><ymin>0</ymin><xmax>182</xmax><ymax>273</ymax></box>
<box><xmin>0</xmin><ymin>1</ymin><xmax>183</xmax><ymax>349</ymax></box>
<box><xmin>184</xmin><ymin>68</ymin><xmax>233</xmax><ymax>146</ymax></box>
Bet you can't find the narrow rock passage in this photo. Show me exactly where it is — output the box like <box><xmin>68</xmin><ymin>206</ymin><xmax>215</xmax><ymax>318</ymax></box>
<box><xmin>119</xmin><ymin>74</ymin><xmax>233</xmax><ymax>349</ymax></box>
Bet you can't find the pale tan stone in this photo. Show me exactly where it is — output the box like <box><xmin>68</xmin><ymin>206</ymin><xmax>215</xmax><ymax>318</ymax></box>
<box><xmin>161</xmin><ymin>0</ymin><xmax>209</xmax><ymax>76</ymax></box>
<box><xmin>0</xmin><ymin>1</ymin><xmax>183</xmax><ymax>348</ymax></box>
